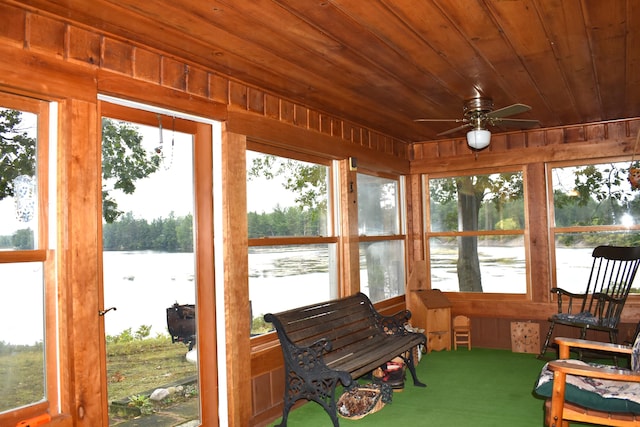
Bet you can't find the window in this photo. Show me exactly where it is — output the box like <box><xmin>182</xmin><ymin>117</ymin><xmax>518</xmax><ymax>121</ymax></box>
<box><xmin>358</xmin><ymin>173</ymin><xmax>405</xmax><ymax>302</ymax></box>
<box><xmin>99</xmin><ymin>103</ymin><xmax>205</xmax><ymax>425</ymax></box>
<box><xmin>550</xmin><ymin>161</ymin><xmax>640</xmax><ymax>293</ymax></box>
<box><xmin>426</xmin><ymin>171</ymin><xmax>527</xmax><ymax>293</ymax></box>
<box><xmin>247</xmin><ymin>148</ymin><xmax>337</xmax><ymax>335</ymax></box>
<box><xmin>0</xmin><ymin>93</ymin><xmax>56</xmax><ymax>419</ymax></box>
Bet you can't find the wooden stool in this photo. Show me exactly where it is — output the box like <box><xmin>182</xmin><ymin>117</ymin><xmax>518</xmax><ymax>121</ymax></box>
<box><xmin>453</xmin><ymin>315</ymin><xmax>471</xmax><ymax>350</ymax></box>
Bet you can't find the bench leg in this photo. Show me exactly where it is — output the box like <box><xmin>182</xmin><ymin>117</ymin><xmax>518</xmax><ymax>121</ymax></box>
<box><xmin>401</xmin><ymin>350</ymin><xmax>427</xmax><ymax>387</ymax></box>
<box><xmin>276</xmin><ymin>370</ymin><xmax>346</xmax><ymax>426</ymax></box>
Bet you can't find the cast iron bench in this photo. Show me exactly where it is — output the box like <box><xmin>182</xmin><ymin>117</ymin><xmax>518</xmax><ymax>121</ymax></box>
<box><xmin>264</xmin><ymin>292</ymin><xmax>427</xmax><ymax>426</ymax></box>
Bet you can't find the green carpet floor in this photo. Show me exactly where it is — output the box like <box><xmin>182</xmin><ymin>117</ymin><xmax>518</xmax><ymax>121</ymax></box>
<box><xmin>269</xmin><ymin>348</ymin><xmax>552</xmax><ymax>427</ymax></box>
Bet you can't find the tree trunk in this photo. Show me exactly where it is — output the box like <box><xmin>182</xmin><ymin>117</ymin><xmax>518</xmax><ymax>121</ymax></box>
<box><xmin>456</xmin><ymin>178</ymin><xmax>483</xmax><ymax>292</ymax></box>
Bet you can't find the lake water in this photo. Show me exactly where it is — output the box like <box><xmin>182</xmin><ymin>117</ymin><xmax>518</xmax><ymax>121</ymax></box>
<box><xmin>1</xmin><ymin>247</ymin><xmax>597</xmax><ymax>345</ymax></box>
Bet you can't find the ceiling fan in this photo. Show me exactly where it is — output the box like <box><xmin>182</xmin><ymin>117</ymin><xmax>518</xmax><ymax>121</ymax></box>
<box><xmin>415</xmin><ymin>97</ymin><xmax>540</xmax><ymax>150</ymax></box>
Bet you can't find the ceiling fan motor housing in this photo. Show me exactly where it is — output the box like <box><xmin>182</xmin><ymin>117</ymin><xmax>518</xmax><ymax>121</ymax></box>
<box><xmin>464</xmin><ymin>97</ymin><xmax>493</xmax><ymax>128</ymax></box>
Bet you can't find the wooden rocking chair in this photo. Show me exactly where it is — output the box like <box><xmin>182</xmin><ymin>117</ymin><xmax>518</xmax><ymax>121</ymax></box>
<box><xmin>539</xmin><ymin>245</ymin><xmax>640</xmax><ymax>360</ymax></box>
<box><xmin>534</xmin><ymin>336</ymin><xmax>640</xmax><ymax>426</ymax></box>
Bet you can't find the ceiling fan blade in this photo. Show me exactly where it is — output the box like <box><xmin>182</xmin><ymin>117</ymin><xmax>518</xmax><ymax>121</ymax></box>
<box><xmin>490</xmin><ymin>118</ymin><xmax>540</xmax><ymax>129</ymax></box>
<box><xmin>414</xmin><ymin>118</ymin><xmax>463</xmax><ymax>122</ymax></box>
<box><xmin>437</xmin><ymin>123</ymin><xmax>472</xmax><ymax>136</ymax></box>
<box><xmin>486</xmin><ymin>103</ymin><xmax>531</xmax><ymax>119</ymax></box>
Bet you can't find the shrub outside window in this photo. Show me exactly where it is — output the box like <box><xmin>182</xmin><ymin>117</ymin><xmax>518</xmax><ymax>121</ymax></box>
<box><xmin>550</xmin><ymin>161</ymin><xmax>640</xmax><ymax>294</ymax></box>
<box><xmin>247</xmin><ymin>148</ymin><xmax>338</xmax><ymax>336</ymax></box>
<box><xmin>358</xmin><ymin>173</ymin><xmax>405</xmax><ymax>302</ymax></box>
<box><xmin>426</xmin><ymin>171</ymin><xmax>527</xmax><ymax>293</ymax></box>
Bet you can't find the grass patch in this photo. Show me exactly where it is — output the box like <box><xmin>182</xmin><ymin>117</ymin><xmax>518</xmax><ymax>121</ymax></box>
<box><xmin>106</xmin><ymin>335</ymin><xmax>197</xmax><ymax>402</ymax></box>
<box><xmin>0</xmin><ymin>343</ymin><xmax>45</xmax><ymax>412</ymax></box>
<box><xmin>0</xmin><ymin>335</ymin><xmax>197</xmax><ymax>415</ymax></box>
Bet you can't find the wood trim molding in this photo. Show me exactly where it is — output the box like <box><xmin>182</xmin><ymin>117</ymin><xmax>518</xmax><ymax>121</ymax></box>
<box><xmin>411</xmin><ymin>118</ymin><xmax>640</xmax><ymax>173</ymax></box>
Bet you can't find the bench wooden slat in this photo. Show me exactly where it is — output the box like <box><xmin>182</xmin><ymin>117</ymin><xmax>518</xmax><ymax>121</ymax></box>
<box><xmin>278</xmin><ymin>301</ymin><xmax>372</xmax><ymax>335</ymax></box>
<box><xmin>285</xmin><ymin>309</ymin><xmax>376</xmax><ymax>345</ymax></box>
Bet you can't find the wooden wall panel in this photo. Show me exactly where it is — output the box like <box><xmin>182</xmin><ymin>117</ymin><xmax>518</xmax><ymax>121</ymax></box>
<box><xmin>0</xmin><ymin>3</ymin><xmax>26</xmax><ymax>46</ymax></box>
<box><xmin>161</xmin><ymin>56</ymin><xmax>186</xmax><ymax>90</ymax></box>
<box><xmin>247</xmin><ymin>87</ymin><xmax>265</xmax><ymax>114</ymax></box>
<box><xmin>186</xmin><ymin>65</ymin><xmax>208</xmax><ymax>98</ymax></box>
<box><xmin>67</xmin><ymin>26</ymin><xmax>101</xmax><ymax>67</ymax></box>
<box><xmin>209</xmin><ymin>73</ymin><xmax>229</xmax><ymax>105</ymax></box>
<box><xmin>132</xmin><ymin>47</ymin><xmax>161</xmax><ymax>82</ymax></box>
<box><xmin>469</xmin><ymin>318</ymin><xmax>639</xmax><ymax>352</ymax></box>
<box><xmin>102</xmin><ymin>38</ymin><xmax>133</xmax><ymax>75</ymax></box>
<box><xmin>28</xmin><ymin>13</ymin><xmax>65</xmax><ymax>57</ymax></box>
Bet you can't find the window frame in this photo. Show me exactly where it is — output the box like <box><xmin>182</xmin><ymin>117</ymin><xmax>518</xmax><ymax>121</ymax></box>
<box><xmin>423</xmin><ymin>165</ymin><xmax>530</xmax><ymax>297</ymax></box>
<box><xmin>0</xmin><ymin>92</ymin><xmax>58</xmax><ymax>422</ymax></box>
<box><xmin>356</xmin><ymin>169</ymin><xmax>407</xmax><ymax>301</ymax></box>
<box><xmin>99</xmin><ymin>100</ymin><xmax>219</xmax><ymax>425</ymax></box>
<box><xmin>246</xmin><ymin>141</ymin><xmax>339</xmax><ymax>339</ymax></box>
<box><xmin>547</xmin><ymin>157</ymin><xmax>640</xmax><ymax>292</ymax></box>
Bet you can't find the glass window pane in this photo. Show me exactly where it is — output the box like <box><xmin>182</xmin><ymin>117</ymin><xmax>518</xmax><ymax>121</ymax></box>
<box><xmin>555</xmin><ymin>232</ymin><xmax>640</xmax><ymax>294</ymax></box>
<box><xmin>247</xmin><ymin>151</ymin><xmax>329</xmax><ymax>237</ymax></box>
<box><xmin>357</xmin><ymin>174</ymin><xmax>399</xmax><ymax>236</ymax></box>
<box><xmin>552</xmin><ymin>162</ymin><xmax>639</xmax><ymax>227</ymax></box>
<box><xmin>249</xmin><ymin>244</ymin><xmax>338</xmax><ymax>335</ymax></box>
<box><xmin>101</xmin><ymin>117</ymin><xmax>199</xmax><ymax>425</ymax></box>
<box><xmin>0</xmin><ymin>262</ymin><xmax>45</xmax><ymax>412</ymax></box>
<box><xmin>429</xmin><ymin>236</ymin><xmax>526</xmax><ymax>293</ymax></box>
<box><xmin>429</xmin><ymin>172</ymin><xmax>524</xmax><ymax>232</ymax></box>
<box><xmin>359</xmin><ymin>240</ymin><xmax>405</xmax><ymax>302</ymax></box>
<box><xmin>0</xmin><ymin>108</ymin><xmax>38</xmax><ymax>250</ymax></box>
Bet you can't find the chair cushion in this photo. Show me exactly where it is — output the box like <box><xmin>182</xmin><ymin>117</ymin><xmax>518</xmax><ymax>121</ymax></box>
<box><xmin>535</xmin><ymin>360</ymin><xmax>640</xmax><ymax>414</ymax></box>
<box><xmin>552</xmin><ymin>312</ymin><xmax>617</xmax><ymax>328</ymax></box>
<box><xmin>632</xmin><ymin>333</ymin><xmax>640</xmax><ymax>372</ymax></box>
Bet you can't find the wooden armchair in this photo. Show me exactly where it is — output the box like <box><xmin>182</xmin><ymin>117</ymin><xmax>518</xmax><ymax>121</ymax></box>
<box><xmin>539</xmin><ymin>245</ymin><xmax>640</xmax><ymax>359</ymax></box>
<box><xmin>535</xmin><ymin>337</ymin><xmax>640</xmax><ymax>426</ymax></box>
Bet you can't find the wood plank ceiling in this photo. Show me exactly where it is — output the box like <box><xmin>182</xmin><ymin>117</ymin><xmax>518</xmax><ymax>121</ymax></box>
<box><xmin>17</xmin><ymin>0</ymin><xmax>640</xmax><ymax>144</ymax></box>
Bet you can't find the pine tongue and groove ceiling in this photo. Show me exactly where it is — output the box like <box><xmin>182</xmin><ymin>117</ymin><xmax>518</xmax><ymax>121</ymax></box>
<box><xmin>20</xmin><ymin>0</ymin><xmax>640</xmax><ymax>144</ymax></box>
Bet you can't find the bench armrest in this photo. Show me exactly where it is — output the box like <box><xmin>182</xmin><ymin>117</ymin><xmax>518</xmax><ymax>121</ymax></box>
<box><xmin>554</xmin><ymin>337</ymin><xmax>633</xmax><ymax>359</ymax></box>
<box><xmin>264</xmin><ymin>312</ymin><xmax>352</xmax><ymax>386</ymax></box>
<box><xmin>376</xmin><ymin>310</ymin><xmax>411</xmax><ymax>336</ymax></box>
<box><xmin>375</xmin><ymin>310</ymin><xmax>412</xmax><ymax>336</ymax></box>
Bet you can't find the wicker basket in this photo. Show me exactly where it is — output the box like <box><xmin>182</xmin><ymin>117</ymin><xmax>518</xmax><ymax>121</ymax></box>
<box><xmin>337</xmin><ymin>383</ymin><xmax>392</xmax><ymax>419</ymax></box>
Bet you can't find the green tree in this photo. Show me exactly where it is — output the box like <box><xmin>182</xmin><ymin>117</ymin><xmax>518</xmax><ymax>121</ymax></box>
<box><xmin>248</xmin><ymin>155</ymin><xmax>327</xmax><ymax>216</ymax></box>
<box><xmin>101</xmin><ymin>118</ymin><xmax>162</xmax><ymax>223</ymax></box>
<box><xmin>0</xmin><ymin>109</ymin><xmax>36</xmax><ymax>200</ymax></box>
<box><xmin>430</xmin><ymin>173</ymin><xmax>523</xmax><ymax>292</ymax></box>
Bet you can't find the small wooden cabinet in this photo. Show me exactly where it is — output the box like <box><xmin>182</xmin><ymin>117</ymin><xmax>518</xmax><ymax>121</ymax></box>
<box><xmin>409</xmin><ymin>289</ymin><xmax>452</xmax><ymax>353</ymax></box>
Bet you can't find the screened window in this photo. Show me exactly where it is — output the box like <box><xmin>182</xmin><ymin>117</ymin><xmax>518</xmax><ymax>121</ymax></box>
<box><xmin>247</xmin><ymin>149</ymin><xmax>337</xmax><ymax>335</ymax></box>
<box><xmin>426</xmin><ymin>171</ymin><xmax>526</xmax><ymax>293</ymax></box>
<box><xmin>0</xmin><ymin>94</ymin><xmax>54</xmax><ymax>418</ymax></box>
<box><xmin>358</xmin><ymin>173</ymin><xmax>405</xmax><ymax>302</ymax></box>
<box><xmin>550</xmin><ymin>161</ymin><xmax>640</xmax><ymax>294</ymax></box>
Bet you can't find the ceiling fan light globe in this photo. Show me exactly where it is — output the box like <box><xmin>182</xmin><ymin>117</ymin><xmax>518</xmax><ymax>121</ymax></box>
<box><xmin>466</xmin><ymin>129</ymin><xmax>491</xmax><ymax>150</ymax></box>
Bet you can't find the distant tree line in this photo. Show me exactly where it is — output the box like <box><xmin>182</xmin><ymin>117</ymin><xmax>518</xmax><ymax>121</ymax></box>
<box><xmin>248</xmin><ymin>205</ymin><xmax>323</xmax><ymax>237</ymax></box>
<box><xmin>0</xmin><ymin>212</ymin><xmax>193</xmax><ymax>251</ymax></box>
<box><xmin>103</xmin><ymin>211</ymin><xmax>193</xmax><ymax>252</ymax></box>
